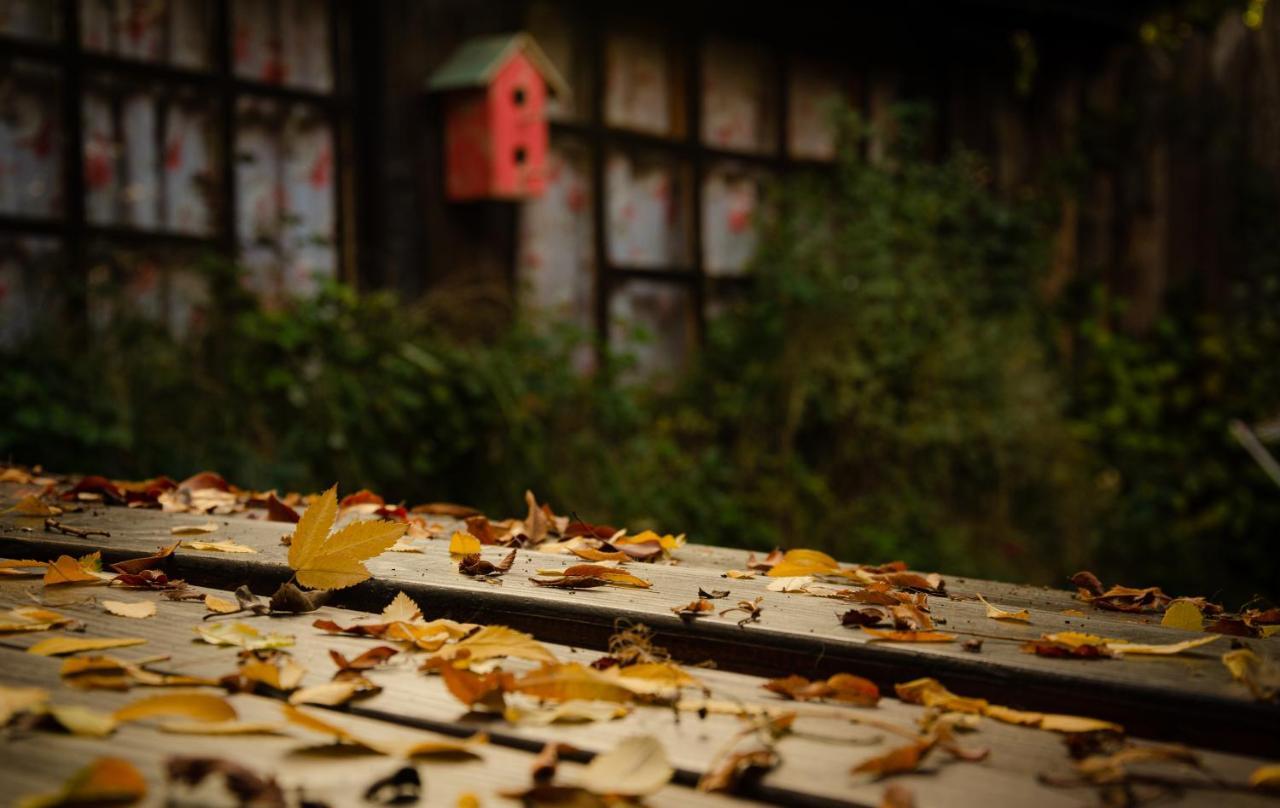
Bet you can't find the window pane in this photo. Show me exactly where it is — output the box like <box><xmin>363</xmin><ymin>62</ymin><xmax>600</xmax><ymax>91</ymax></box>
<box><xmin>233</xmin><ymin>0</ymin><xmax>332</xmax><ymax>92</ymax></box>
<box><xmin>604</xmin><ymin>28</ymin><xmax>684</xmax><ymax>136</ymax></box>
<box><xmin>83</xmin><ymin>78</ymin><xmax>218</xmax><ymax>234</ymax></box>
<box><xmin>0</xmin><ymin>236</ymin><xmax>61</xmax><ymax>346</ymax></box>
<box><xmin>606</xmin><ymin>149</ymin><xmax>689</xmax><ymax>268</ymax></box>
<box><xmin>0</xmin><ymin>60</ymin><xmax>62</xmax><ymax>218</ymax></box>
<box><xmin>527</xmin><ymin>0</ymin><xmax>590</xmax><ymax>122</ymax></box>
<box><xmin>79</xmin><ymin>0</ymin><xmax>214</xmax><ymax>69</ymax></box>
<box><xmin>518</xmin><ymin>137</ymin><xmax>593</xmax><ymax>331</ymax></box>
<box><xmin>235</xmin><ymin>97</ymin><xmax>335</xmax><ymax>302</ymax></box>
<box><xmin>0</xmin><ymin>1</ymin><xmax>60</xmax><ymax>41</ymax></box>
<box><xmin>702</xmin><ymin>162</ymin><xmax>768</xmax><ymax>277</ymax></box>
<box><xmin>701</xmin><ymin>38</ymin><xmax>777</xmax><ymax>154</ymax></box>
<box><xmin>609</xmin><ymin>279</ymin><xmax>694</xmax><ymax>378</ymax></box>
<box><xmin>788</xmin><ymin>60</ymin><xmax>846</xmax><ymax>160</ymax></box>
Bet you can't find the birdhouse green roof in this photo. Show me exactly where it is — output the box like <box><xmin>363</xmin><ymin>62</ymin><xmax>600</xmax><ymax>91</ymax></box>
<box><xmin>427</xmin><ymin>32</ymin><xmax>569</xmax><ymax>97</ymax></box>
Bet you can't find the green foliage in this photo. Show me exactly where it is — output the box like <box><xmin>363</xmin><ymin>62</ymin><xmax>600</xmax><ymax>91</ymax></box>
<box><xmin>2</xmin><ymin>110</ymin><xmax>1277</xmax><ymax>604</ymax></box>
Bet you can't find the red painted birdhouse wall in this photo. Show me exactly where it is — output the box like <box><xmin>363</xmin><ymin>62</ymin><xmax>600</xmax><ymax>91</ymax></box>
<box><xmin>444</xmin><ymin>52</ymin><xmax>549</xmax><ymax>200</ymax></box>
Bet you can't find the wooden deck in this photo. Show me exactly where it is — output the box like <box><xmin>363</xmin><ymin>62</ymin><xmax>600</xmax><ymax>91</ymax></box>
<box><xmin>0</xmin><ymin>481</ymin><xmax>1277</xmax><ymax>806</ymax></box>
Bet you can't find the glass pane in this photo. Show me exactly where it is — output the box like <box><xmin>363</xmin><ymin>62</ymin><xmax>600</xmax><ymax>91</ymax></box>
<box><xmin>79</xmin><ymin>0</ymin><xmax>214</xmax><ymax>69</ymax></box>
<box><xmin>702</xmin><ymin>162</ymin><xmax>768</xmax><ymax>277</ymax></box>
<box><xmin>0</xmin><ymin>1</ymin><xmax>60</xmax><ymax>41</ymax></box>
<box><xmin>83</xmin><ymin>78</ymin><xmax>218</xmax><ymax>234</ymax></box>
<box><xmin>235</xmin><ymin>97</ymin><xmax>336</xmax><ymax>303</ymax></box>
<box><xmin>0</xmin><ymin>236</ymin><xmax>62</xmax><ymax>346</ymax></box>
<box><xmin>604</xmin><ymin>28</ymin><xmax>683</xmax><ymax>136</ymax></box>
<box><xmin>609</xmin><ymin>279</ymin><xmax>694</xmax><ymax>379</ymax></box>
<box><xmin>701</xmin><ymin>38</ymin><xmax>777</xmax><ymax>154</ymax></box>
<box><xmin>518</xmin><ymin>137</ymin><xmax>594</xmax><ymax>331</ymax></box>
<box><xmin>0</xmin><ymin>60</ymin><xmax>62</xmax><ymax>218</ymax></box>
<box><xmin>527</xmin><ymin>0</ymin><xmax>590</xmax><ymax>122</ymax></box>
<box><xmin>233</xmin><ymin>0</ymin><xmax>332</xmax><ymax>92</ymax></box>
<box><xmin>605</xmin><ymin>149</ymin><xmax>689</xmax><ymax>268</ymax></box>
<box><xmin>788</xmin><ymin>60</ymin><xmax>845</xmax><ymax>160</ymax></box>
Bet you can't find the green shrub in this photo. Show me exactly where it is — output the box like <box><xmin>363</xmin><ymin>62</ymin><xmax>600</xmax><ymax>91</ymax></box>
<box><xmin>3</xmin><ymin>109</ymin><xmax>1277</xmax><ymax>604</ymax></box>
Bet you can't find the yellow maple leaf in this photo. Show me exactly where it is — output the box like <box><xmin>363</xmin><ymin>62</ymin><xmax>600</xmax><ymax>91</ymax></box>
<box><xmin>286</xmin><ymin>485</ymin><xmax>407</xmax><ymax>590</ymax></box>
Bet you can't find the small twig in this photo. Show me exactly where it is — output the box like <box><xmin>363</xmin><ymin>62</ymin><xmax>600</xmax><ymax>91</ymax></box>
<box><xmin>44</xmin><ymin>518</ymin><xmax>110</xmax><ymax>540</ymax></box>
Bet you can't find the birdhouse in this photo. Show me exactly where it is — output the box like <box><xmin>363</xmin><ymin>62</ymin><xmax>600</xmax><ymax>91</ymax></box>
<box><xmin>428</xmin><ymin>33</ymin><xmax>569</xmax><ymax>201</ymax></box>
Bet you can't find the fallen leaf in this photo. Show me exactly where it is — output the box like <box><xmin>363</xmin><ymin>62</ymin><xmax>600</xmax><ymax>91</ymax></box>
<box><xmin>895</xmin><ymin>678</ymin><xmax>1122</xmax><ymax>734</ymax></box>
<box><xmin>530</xmin><ymin>575</ymin><xmax>610</xmax><ymax>589</ymax></box>
<box><xmin>166</xmin><ymin>757</ymin><xmax>284</xmax><ymax>806</ymax></box>
<box><xmin>114</xmin><ymin>692</ymin><xmax>237</xmax><ymax>724</ymax></box>
<box><xmin>862</xmin><ymin>628</ymin><xmax>955</xmax><ymax>643</ymax></box>
<box><xmin>1106</xmin><ymin>636</ymin><xmax>1220</xmax><ymax>656</ymax></box>
<box><xmin>29</xmin><ymin>636</ymin><xmax>146</xmax><ymax>656</ymax></box>
<box><xmin>1160</xmin><ymin>600</ymin><xmax>1204</xmax><ymax>632</ymax></box>
<box><xmin>511</xmin><ymin>663</ymin><xmax>637</xmax><ymax>704</ymax></box>
<box><xmin>505</xmin><ymin>701</ymin><xmax>630</xmax><ymax>726</ymax></box>
<box><xmin>364</xmin><ymin>765</ymin><xmax>423</xmax><ymax>805</ymax></box>
<box><xmin>765</xmin><ymin>549</ymin><xmax>850</xmax><ymax>579</ymax></box>
<box><xmin>840</xmin><ymin>608</ymin><xmax>889</xmax><ymax>628</ymax></box>
<box><xmin>1222</xmin><ymin>648</ymin><xmax>1280</xmax><ymax>701</ymax></box>
<box><xmin>289</xmin><ymin>680</ymin><xmax>363</xmax><ymax>707</ymax></box>
<box><xmin>102</xmin><ymin>600</ymin><xmax>156</xmax><ymax>619</ymax></box>
<box><xmin>266</xmin><ymin>492</ymin><xmax>301</xmax><ymax>523</ymax></box>
<box><xmin>159</xmin><ymin>720</ymin><xmax>284</xmax><ymax>735</ymax></box>
<box><xmin>183</xmin><ymin>540</ymin><xmax>257</xmax><ymax>554</ymax></box>
<box><xmin>851</xmin><ymin>740</ymin><xmax>932</xmax><ymax>780</ymax></box>
<box><xmin>0</xmin><ymin>559</ymin><xmax>46</xmax><ymax>576</ymax></box>
<box><xmin>450</xmin><ymin>531</ymin><xmax>483</xmax><ymax>557</ymax></box>
<box><xmin>42</xmin><ymin>554</ymin><xmax>103</xmax><ymax>586</ymax></box>
<box><xmin>763</xmin><ymin>673</ymin><xmax>880</xmax><ymax>706</ymax></box>
<box><xmin>204</xmin><ymin>594</ymin><xmax>239</xmax><ymax>614</ymax></box>
<box><xmin>560</xmin><ymin>564</ymin><xmax>652</xmax><ymax>588</ymax></box>
<box><xmin>287</xmin><ymin>485</ymin><xmax>407</xmax><ymax>590</ymax></box>
<box><xmin>196</xmin><ymin>622</ymin><xmax>293</xmax><ymax>650</ymax></box>
<box><xmin>1251</xmin><ymin>764</ymin><xmax>1280</xmax><ymax>790</ymax></box>
<box><xmin>17</xmin><ymin>756</ymin><xmax>146</xmax><ymax>807</ymax></box>
<box><xmin>46</xmin><ymin>703</ymin><xmax>117</xmax><ymax>736</ymax></box>
<box><xmin>570</xmin><ymin>547</ymin><xmax>629</xmax><ymax>563</ymax></box>
<box><xmin>698</xmin><ymin>588</ymin><xmax>730</xmax><ymax>599</ymax></box>
<box><xmin>233</xmin><ymin>657</ymin><xmax>308</xmax><ymax>692</ymax></box>
<box><xmin>268</xmin><ymin>581</ymin><xmax>330</xmax><ymax>613</ymax></box>
<box><xmin>281</xmin><ymin>704</ymin><xmax>483</xmax><ymax>758</ymax></box>
<box><xmin>109</xmin><ymin>543</ymin><xmax>179</xmax><ymax>575</ymax></box>
<box><xmin>7</xmin><ymin>495</ymin><xmax>59</xmax><ymax>516</ymax></box>
<box><xmin>976</xmin><ymin>594</ymin><xmax>1030</xmax><ymax>622</ymax></box>
<box><xmin>522</xmin><ymin>490</ymin><xmax>552</xmax><ymax>544</ymax></box>
<box><xmin>614</xmin><ymin>530</ymin><xmax>685</xmax><ymax>558</ymax></box>
<box><xmin>170</xmin><ymin>522</ymin><xmax>219</xmax><ymax>536</ymax></box>
<box><xmin>0</xmin><ymin>684</ymin><xmax>48</xmax><ymax>725</ymax></box>
<box><xmin>724</xmin><ymin>569</ymin><xmax>755</xmax><ymax>579</ymax></box>
<box><xmin>767</xmin><ymin>576</ymin><xmax>814</xmax><ymax>592</ymax></box>
<box><xmin>436</xmin><ymin>625</ymin><xmax>557</xmax><ymax>664</ymax></box>
<box><xmin>578</xmin><ymin>735</ymin><xmax>673</xmax><ymax>797</ymax></box>
<box><xmin>698</xmin><ymin>747</ymin><xmax>779</xmax><ymax>793</ymax></box>
<box><xmin>331</xmin><ymin>646</ymin><xmax>398</xmax><ymax>672</ymax></box>
<box><xmin>382</xmin><ymin>591</ymin><xmax>422</xmax><ymax>623</ymax></box>
<box><xmin>1021</xmin><ymin>631</ymin><xmax>1115</xmax><ymax>659</ymax></box>
<box><xmin>672</xmin><ymin>598</ymin><xmax>715</xmax><ymax>619</ymax></box>
<box><xmin>0</xmin><ymin>606</ymin><xmax>78</xmax><ymax>634</ymax></box>
<box><xmin>60</xmin><ymin>655</ymin><xmax>212</xmax><ymax>691</ymax></box>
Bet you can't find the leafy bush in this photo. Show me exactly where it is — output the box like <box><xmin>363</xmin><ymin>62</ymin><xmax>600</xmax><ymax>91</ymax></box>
<box><xmin>3</xmin><ymin>110</ymin><xmax>1277</xmax><ymax>604</ymax></box>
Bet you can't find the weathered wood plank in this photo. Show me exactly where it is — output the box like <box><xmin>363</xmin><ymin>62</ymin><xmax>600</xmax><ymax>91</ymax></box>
<box><xmin>1</xmin><ymin>504</ymin><xmax>1276</xmax><ymax>759</ymax></box>
<box><xmin>0</xmin><ymin>649</ymin><xmax>745</xmax><ymax>807</ymax></box>
<box><xmin>1</xmin><ymin>576</ymin><xmax>1274</xmax><ymax>808</ymax></box>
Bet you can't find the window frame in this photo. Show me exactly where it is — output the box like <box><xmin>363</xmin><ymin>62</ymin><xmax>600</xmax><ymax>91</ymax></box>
<box><xmin>543</xmin><ymin>8</ymin><xmax>841</xmax><ymax>360</ymax></box>
<box><xmin>0</xmin><ymin>0</ymin><xmax>353</xmax><ymax>321</ymax></box>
